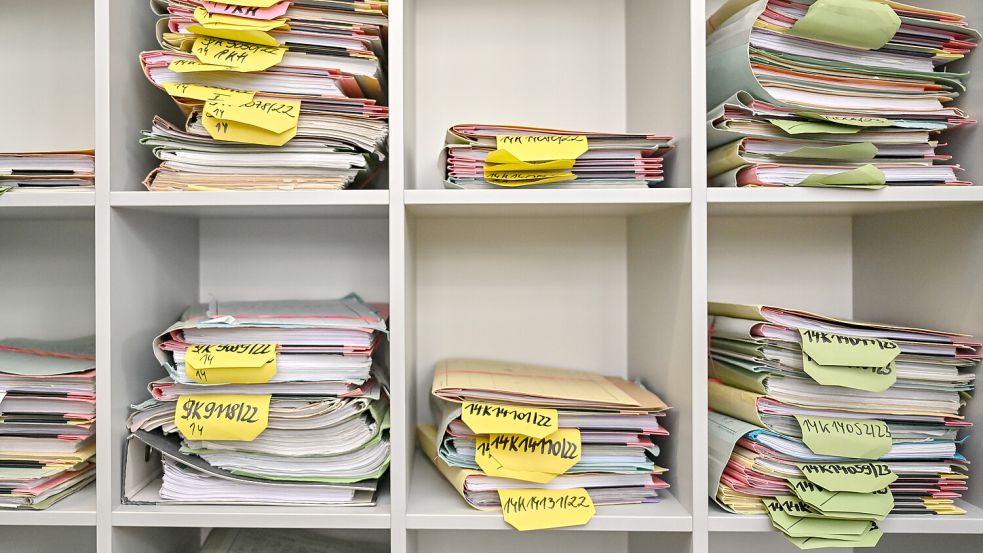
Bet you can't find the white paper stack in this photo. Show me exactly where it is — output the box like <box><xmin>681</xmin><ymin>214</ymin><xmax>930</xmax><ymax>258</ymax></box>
<box><xmin>124</xmin><ymin>294</ymin><xmax>391</xmax><ymax>506</ymax></box>
<box><xmin>0</xmin><ymin>338</ymin><xmax>96</xmax><ymax>509</ymax></box>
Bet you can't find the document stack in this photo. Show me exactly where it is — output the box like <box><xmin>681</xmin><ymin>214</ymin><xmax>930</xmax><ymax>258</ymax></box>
<box><xmin>124</xmin><ymin>294</ymin><xmax>391</xmax><ymax>506</ymax></box>
<box><xmin>442</xmin><ymin>124</ymin><xmax>674</xmax><ymax>189</ymax></box>
<box><xmin>0</xmin><ymin>151</ymin><xmax>95</xmax><ymax>193</ymax></box>
<box><xmin>707</xmin><ymin>0</ymin><xmax>978</xmax><ymax>187</ymax></box>
<box><xmin>0</xmin><ymin>337</ymin><xmax>96</xmax><ymax>509</ymax></box>
<box><xmin>139</xmin><ymin>0</ymin><xmax>389</xmax><ymax>191</ymax></box>
<box><xmin>419</xmin><ymin>358</ymin><xmax>671</xmax><ymax>531</ymax></box>
<box><xmin>708</xmin><ymin>303</ymin><xmax>979</xmax><ymax>548</ymax></box>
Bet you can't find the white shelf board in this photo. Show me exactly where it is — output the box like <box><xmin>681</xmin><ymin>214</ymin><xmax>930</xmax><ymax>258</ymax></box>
<box><xmin>112</xmin><ymin>481</ymin><xmax>391</xmax><ymax>529</ymax></box>
<box><xmin>109</xmin><ymin>190</ymin><xmax>389</xmax><ymax>218</ymax></box>
<box><xmin>406</xmin><ymin>453</ymin><xmax>692</xmax><ymax>532</ymax></box>
<box><xmin>0</xmin><ymin>190</ymin><xmax>95</xmax><ymax>219</ymax></box>
<box><xmin>708</xmin><ymin>187</ymin><xmax>983</xmax><ymax>216</ymax></box>
<box><xmin>405</xmin><ymin>188</ymin><xmax>691</xmax><ymax>217</ymax></box>
<box><xmin>707</xmin><ymin>501</ymin><xmax>983</xmax><ymax>534</ymax></box>
<box><xmin>0</xmin><ymin>483</ymin><xmax>95</xmax><ymax>527</ymax></box>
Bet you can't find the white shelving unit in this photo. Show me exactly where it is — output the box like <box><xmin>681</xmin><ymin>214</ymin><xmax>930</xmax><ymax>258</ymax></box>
<box><xmin>0</xmin><ymin>0</ymin><xmax>981</xmax><ymax>552</ymax></box>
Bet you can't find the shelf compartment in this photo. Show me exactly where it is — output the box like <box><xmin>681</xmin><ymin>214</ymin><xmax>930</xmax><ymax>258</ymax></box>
<box><xmin>405</xmin><ymin>0</ymin><xmax>692</xmax><ymax>189</ymax></box>
<box><xmin>407</xmin><ymin>452</ymin><xmax>691</xmax><ymax>531</ymax></box>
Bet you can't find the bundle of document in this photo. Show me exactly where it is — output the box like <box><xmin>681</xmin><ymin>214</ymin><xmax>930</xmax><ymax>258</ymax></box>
<box><xmin>0</xmin><ymin>151</ymin><xmax>95</xmax><ymax>190</ymax></box>
<box><xmin>707</xmin><ymin>0</ymin><xmax>979</xmax><ymax>187</ymax></box>
<box><xmin>708</xmin><ymin>302</ymin><xmax>979</xmax><ymax>548</ymax></box>
<box><xmin>202</xmin><ymin>528</ymin><xmax>388</xmax><ymax>553</ymax></box>
<box><xmin>124</xmin><ymin>294</ymin><xmax>391</xmax><ymax>506</ymax></box>
<box><xmin>419</xmin><ymin>358</ymin><xmax>671</xmax><ymax>514</ymax></box>
<box><xmin>442</xmin><ymin>124</ymin><xmax>674</xmax><ymax>189</ymax></box>
<box><xmin>139</xmin><ymin>0</ymin><xmax>389</xmax><ymax>191</ymax></box>
<box><xmin>0</xmin><ymin>337</ymin><xmax>96</xmax><ymax>509</ymax></box>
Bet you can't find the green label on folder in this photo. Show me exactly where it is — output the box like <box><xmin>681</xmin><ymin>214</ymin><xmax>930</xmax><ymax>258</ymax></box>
<box><xmin>789</xmin><ymin>0</ymin><xmax>901</xmax><ymax>50</ymax></box>
<box><xmin>763</xmin><ymin>496</ymin><xmax>872</xmax><ymax>538</ymax></box>
<box><xmin>797</xmin><ymin>165</ymin><xmax>886</xmax><ymax>188</ymax></box>
<box><xmin>798</xmin><ymin>113</ymin><xmax>893</xmax><ymax>128</ymax></box>
<box><xmin>788</xmin><ymin>478</ymin><xmax>894</xmax><ymax>519</ymax></box>
<box><xmin>796</xmin><ymin>462</ymin><xmax>897</xmax><ymax>493</ymax></box>
<box><xmin>769</xmin><ymin>119</ymin><xmax>861</xmax><ymax>135</ymax></box>
<box><xmin>781</xmin><ymin>143</ymin><xmax>878</xmax><ymax>162</ymax></box>
<box><xmin>794</xmin><ymin>415</ymin><xmax>892</xmax><ymax>459</ymax></box>
<box><xmin>798</xmin><ymin>329</ymin><xmax>899</xmax><ymax>392</ymax></box>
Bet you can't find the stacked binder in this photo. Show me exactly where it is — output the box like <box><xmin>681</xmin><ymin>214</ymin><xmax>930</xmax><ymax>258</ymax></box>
<box><xmin>140</xmin><ymin>0</ymin><xmax>389</xmax><ymax>191</ymax></box>
<box><xmin>0</xmin><ymin>338</ymin><xmax>96</xmax><ymax>509</ymax></box>
<box><xmin>420</xmin><ymin>359</ymin><xmax>670</xmax><ymax>516</ymax></box>
<box><xmin>707</xmin><ymin>0</ymin><xmax>978</xmax><ymax>187</ymax></box>
<box><xmin>0</xmin><ymin>151</ymin><xmax>95</xmax><ymax>191</ymax></box>
<box><xmin>708</xmin><ymin>303</ymin><xmax>979</xmax><ymax>547</ymax></box>
<box><xmin>124</xmin><ymin>294</ymin><xmax>391</xmax><ymax>506</ymax></box>
<box><xmin>442</xmin><ymin>124</ymin><xmax>674</xmax><ymax>189</ymax></box>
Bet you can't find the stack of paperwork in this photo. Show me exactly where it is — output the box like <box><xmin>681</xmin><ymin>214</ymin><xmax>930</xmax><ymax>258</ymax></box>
<box><xmin>0</xmin><ymin>338</ymin><xmax>96</xmax><ymax>509</ymax></box>
<box><xmin>124</xmin><ymin>294</ymin><xmax>391</xmax><ymax>506</ymax></box>
<box><xmin>139</xmin><ymin>0</ymin><xmax>389</xmax><ymax>191</ymax></box>
<box><xmin>0</xmin><ymin>151</ymin><xmax>95</xmax><ymax>192</ymax></box>
<box><xmin>708</xmin><ymin>302</ymin><xmax>979</xmax><ymax>548</ymax></box>
<box><xmin>419</xmin><ymin>358</ymin><xmax>671</xmax><ymax>530</ymax></box>
<box><xmin>442</xmin><ymin>125</ymin><xmax>674</xmax><ymax>189</ymax></box>
<box><xmin>707</xmin><ymin>0</ymin><xmax>978</xmax><ymax>187</ymax></box>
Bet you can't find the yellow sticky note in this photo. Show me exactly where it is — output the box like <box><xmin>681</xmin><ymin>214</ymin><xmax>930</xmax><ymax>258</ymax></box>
<box><xmin>192</xmin><ymin>36</ymin><xmax>286</xmax><ymax>72</ymax></box>
<box><xmin>186</xmin><ymin>24</ymin><xmax>279</xmax><ymax>47</ymax></box>
<box><xmin>169</xmin><ymin>59</ymin><xmax>238</xmax><ymax>73</ymax></box>
<box><xmin>799</xmin><ymin>329</ymin><xmax>899</xmax><ymax>392</ymax></box>
<box><xmin>184</xmin><ymin>344</ymin><xmax>277</xmax><ymax>384</ymax></box>
<box><xmin>174</xmin><ymin>394</ymin><xmax>270</xmax><ymax>441</ymax></box>
<box><xmin>193</xmin><ymin>7</ymin><xmax>288</xmax><ymax>31</ymax></box>
<box><xmin>484</xmin><ymin>160</ymin><xmax>576</xmax><ymax>172</ymax></box>
<box><xmin>498</xmin><ymin>488</ymin><xmax>595</xmax><ymax>531</ymax></box>
<box><xmin>204</xmin><ymin>99</ymin><xmax>300</xmax><ymax>134</ymax></box>
<box><xmin>462</xmin><ymin>402</ymin><xmax>558</xmax><ymax>439</ymax></box>
<box><xmin>162</xmin><ymin>82</ymin><xmax>254</xmax><ymax>104</ymax></box>
<box><xmin>204</xmin><ymin>0</ymin><xmax>283</xmax><ymax>8</ymax></box>
<box><xmin>202</xmin><ymin>99</ymin><xmax>300</xmax><ymax>146</ymax></box>
<box><xmin>490</xmin><ymin>135</ymin><xmax>589</xmax><ymax>163</ymax></box>
<box><xmin>796</xmin><ymin>462</ymin><xmax>897</xmax><ymax>494</ymax></box>
<box><xmin>475</xmin><ymin>429</ymin><xmax>581</xmax><ymax>483</ymax></box>
<box><xmin>795</xmin><ymin>415</ymin><xmax>892</xmax><ymax>460</ymax></box>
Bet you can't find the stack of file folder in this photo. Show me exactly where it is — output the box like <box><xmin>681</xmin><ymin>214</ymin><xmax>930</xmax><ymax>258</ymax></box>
<box><xmin>0</xmin><ymin>337</ymin><xmax>96</xmax><ymax>509</ymax></box>
<box><xmin>708</xmin><ymin>303</ymin><xmax>979</xmax><ymax>547</ymax></box>
<box><xmin>419</xmin><ymin>359</ymin><xmax>671</xmax><ymax>514</ymax></box>
<box><xmin>707</xmin><ymin>0</ymin><xmax>978</xmax><ymax>187</ymax></box>
<box><xmin>0</xmin><ymin>151</ymin><xmax>95</xmax><ymax>192</ymax></box>
<box><xmin>124</xmin><ymin>294</ymin><xmax>391</xmax><ymax>506</ymax></box>
<box><xmin>442</xmin><ymin>124</ymin><xmax>674</xmax><ymax>189</ymax></box>
<box><xmin>139</xmin><ymin>0</ymin><xmax>389</xmax><ymax>191</ymax></box>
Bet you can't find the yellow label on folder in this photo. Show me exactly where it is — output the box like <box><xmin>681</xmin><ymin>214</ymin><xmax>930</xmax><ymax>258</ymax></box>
<box><xmin>162</xmin><ymin>82</ymin><xmax>254</xmax><ymax>104</ymax></box>
<box><xmin>484</xmin><ymin>171</ymin><xmax>577</xmax><ymax>187</ymax></box>
<box><xmin>462</xmin><ymin>402</ymin><xmax>558</xmax><ymax>439</ymax></box>
<box><xmin>475</xmin><ymin>429</ymin><xmax>581</xmax><ymax>483</ymax></box>
<box><xmin>796</xmin><ymin>462</ymin><xmax>897</xmax><ymax>494</ymax></box>
<box><xmin>206</xmin><ymin>0</ymin><xmax>283</xmax><ymax>8</ymax></box>
<box><xmin>174</xmin><ymin>394</ymin><xmax>270</xmax><ymax>441</ymax></box>
<box><xmin>492</xmin><ymin>135</ymin><xmax>588</xmax><ymax>163</ymax></box>
<box><xmin>795</xmin><ymin>415</ymin><xmax>892</xmax><ymax>460</ymax></box>
<box><xmin>484</xmin><ymin>160</ymin><xmax>576</xmax><ymax>172</ymax></box>
<box><xmin>184</xmin><ymin>344</ymin><xmax>277</xmax><ymax>384</ymax></box>
<box><xmin>193</xmin><ymin>7</ymin><xmax>288</xmax><ymax>31</ymax></box>
<box><xmin>202</xmin><ymin>99</ymin><xmax>300</xmax><ymax>146</ymax></box>
<box><xmin>498</xmin><ymin>488</ymin><xmax>595</xmax><ymax>531</ymax></box>
<box><xmin>192</xmin><ymin>36</ymin><xmax>286</xmax><ymax>72</ymax></box>
<box><xmin>799</xmin><ymin>329</ymin><xmax>899</xmax><ymax>392</ymax></box>
<box><xmin>186</xmin><ymin>24</ymin><xmax>280</xmax><ymax>47</ymax></box>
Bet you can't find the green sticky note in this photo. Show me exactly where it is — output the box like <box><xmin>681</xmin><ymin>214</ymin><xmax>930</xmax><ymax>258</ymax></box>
<box><xmin>788</xmin><ymin>478</ymin><xmax>894</xmax><ymax>518</ymax></box>
<box><xmin>798</xmin><ymin>329</ymin><xmax>899</xmax><ymax>391</ymax></box>
<box><xmin>769</xmin><ymin>118</ymin><xmax>861</xmax><ymax>135</ymax></box>
<box><xmin>763</xmin><ymin>497</ymin><xmax>872</xmax><ymax>538</ymax></box>
<box><xmin>781</xmin><ymin>142</ymin><xmax>878</xmax><ymax>162</ymax></box>
<box><xmin>796</xmin><ymin>462</ymin><xmax>897</xmax><ymax>493</ymax></box>
<box><xmin>797</xmin><ymin>164</ymin><xmax>886</xmax><ymax>188</ymax></box>
<box><xmin>798</xmin><ymin>113</ymin><xmax>893</xmax><ymax>127</ymax></box>
<box><xmin>785</xmin><ymin>526</ymin><xmax>884</xmax><ymax>550</ymax></box>
<box><xmin>794</xmin><ymin>415</ymin><xmax>892</xmax><ymax>459</ymax></box>
<box><xmin>789</xmin><ymin>0</ymin><xmax>901</xmax><ymax>50</ymax></box>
